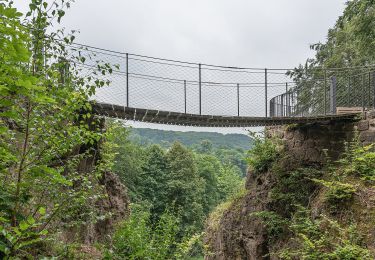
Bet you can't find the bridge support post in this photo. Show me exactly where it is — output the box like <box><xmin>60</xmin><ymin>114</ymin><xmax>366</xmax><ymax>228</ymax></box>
<box><xmin>373</xmin><ymin>71</ymin><xmax>375</xmax><ymax>109</ymax></box>
<box><xmin>184</xmin><ymin>80</ymin><xmax>187</xmax><ymax>114</ymax></box>
<box><xmin>362</xmin><ymin>74</ymin><xmax>365</xmax><ymax>112</ymax></box>
<box><xmin>237</xmin><ymin>83</ymin><xmax>240</xmax><ymax>117</ymax></box>
<box><xmin>347</xmin><ymin>76</ymin><xmax>350</xmax><ymax>107</ymax></box>
<box><xmin>324</xmin><ymin>70</ymin><xmax>327</xmax><ymax>115</ymax></box>
<box><xmin>265</xmin><ymin>68</ymin><xmax>268</xmax><ymax>117</ymax></box>
<box><xmin>126</xmin><ymin>53</ymin><xmax>129</xmax><ymax>107</ymax></box>
<box><xmin>285</xmin><ymin>83</ymin><xmax>288</xmax><ymax>117</ymax></box>
<box><xmin>199</xmin><ymin>64</ymin><xmax>202</xmax><ymax>115</ymax></box>
<box><xmin>330</xmin><ymin>76</ymin><xmax>337</xmax><ymax>114</ymax></box>
<box><xmin>368</xmin><ymin>72</ymin><xmax>371</xmax><ymax>108</ymax></box>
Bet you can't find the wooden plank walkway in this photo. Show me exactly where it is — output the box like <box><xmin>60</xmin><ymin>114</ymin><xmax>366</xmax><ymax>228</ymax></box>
<box><xmin>92</xmin><ymin>102</ymin><xmax>361</xmax><ymax>127</ymax></box>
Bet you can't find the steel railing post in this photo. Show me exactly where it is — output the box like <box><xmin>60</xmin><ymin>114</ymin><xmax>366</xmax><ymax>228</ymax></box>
<box><xmin>265</xmin><ymin>68</ymin><xmax>268</xmax><ymax>117</ymax></box>
<box><xmin>330</xmin><ymin>76</ymin><xmax>337</xmax><ymax>114</ymax></box>
<box><xmin>286</xmin><ymin>82</ymin><xmax>289</xmax><ymax>117</ymax></box>
<box><xmin>324</xmin><ymin>70</ymin><xmax>327</xmax><ymax>115</ymax></box>
<box><xmin>126</xmin><ymin>53</ymin><xmax>129</xmax><ymax>107</ymax></box>
<box><xmin>199</xmin><ymin>64</ymin><xmax>202</xmax><ymax>115</ymax></box>
<box><xmin>347</xmin><ymin>76</ymin><xmax>350</xmax><ymax>106</ymax></box>
<box><xmin>366</xmin><ymin>71</ymin><xmax>371</xmax><ymax>108</ymax></box>
<box><xmin>362</xmin><ymin>73</ymin><xmax>365</xmax><ymax>111</ymax></box>
<box><xmin>237</xmin><ymin>83</ymin><xmax>240</xmax><ymax>117</ymax></box>
<box><xmin>184</xmin><ymin>80</ymin><xmax>187</xmax><ymax>114</ymax></box>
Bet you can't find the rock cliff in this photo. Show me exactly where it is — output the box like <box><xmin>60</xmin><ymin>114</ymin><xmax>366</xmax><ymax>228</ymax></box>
<box><xmin>205</xmin><ymin>112</ymin><xmax>375</xmax><ymax>259</ymax></box>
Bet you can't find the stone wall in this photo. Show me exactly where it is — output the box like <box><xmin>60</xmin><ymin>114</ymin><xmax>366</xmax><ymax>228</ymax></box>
<box><xmin>266</xmin><ymin>110</ymin><xmax>375</xmax><ymax>164</ymax></box>
<box><xmin>358</xmin><ymin>110</ymin><xmax>375</xmax><ymax>146</ymax></box>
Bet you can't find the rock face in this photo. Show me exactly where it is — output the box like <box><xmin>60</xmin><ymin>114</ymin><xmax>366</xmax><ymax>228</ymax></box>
<box><xmin>63</xmin><ymin>117</ymin><xmax>130</xmax><ymax>245</ymax></box>
<box><xmin>95</xmin><ymin>171</ymin><xmax>130</xmax><ymax>243</ymax></box>
<box><xmin>205</xmin><ymin>170</ymin><xmax>275</xmax><ymax>260</ymax></box>
<box><xmin>204</xmin><ymin>112</ymin><xmax>375</xmax><ymax>260</ymax></box>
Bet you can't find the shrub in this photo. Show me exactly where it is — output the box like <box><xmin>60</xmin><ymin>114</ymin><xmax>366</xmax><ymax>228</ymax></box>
<box><xmin>251</xmin><ymin>211</ymin><xmax>289</xmax><ymax>240</ymax></box>
<box><xmin>342</xmin><ymin>143</ymin><xmax>375</xmax><ymax>181</ymax></box>
<box><xmin>279</xmin><ymin>207</ymin><xmax>372</xmax><ymax>259</ymax></box>
<box><xmin>313</xmin><ymin>179</ymin><xmax>356</xmax><ymax>205</ymax></box>
<box><xmin>108</xmin><ymin>205</ymin><xmax>179</xmax><ymax>260</ymax></box>
<box><xmin>247</xmin><ymin>133</ymin><xmax>280</xmax><ymax>174</ymax></box>
<box><xmin>271</xmin><ymin>168</ymin><xmax>322</xmax><ymax>214</ymax></box>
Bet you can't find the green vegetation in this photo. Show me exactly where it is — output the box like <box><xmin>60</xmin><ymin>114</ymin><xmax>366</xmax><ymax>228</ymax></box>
<box><xmin>279</xmin><ymin>207</ymin><xmax>371</xmax><ymax>260</ymax></box>
<box><xmin>107</xmin><ymin>121</ymin><xmax>245</xmax><ymax>258</ymax></box>
<box><xmin>312</xmin><ymin>179</ymin><xmax>357</xmax><ymax>205</ymax></box>
<box><xmin>107</xmin><ymin>206</ymin><xmax>179</xmax><ymax>260</ymax></box>
<box><xmin>2</xmin><ymin>0</ymin><xmax>375</xmax><ymax>259</ymax></box>
<box><xmin>131</xmin><ymin>128</ymin><xmax>250</xmax><ymax>176</ymax></box>
<box><xmin>130</xmin><ymin>128</ymin><xmax>252</xmax><ymax>150</ymax></box>
<box><xmin>289</xmin><ymin>0</ymin><xmax>375</xmax><ymax>113</ymax></box>
<box><xmin>0</xmin><ymin>1</ymin><xmax>247</xmax><ymax>258</ymax></box>
<box><xmin>0</xmin><ymin>0</ymin><xmax>114</xmax><ymax>258</ymax></box>
<box><xmin>246</xmin><ymin>133</ymin><xmax>280</xmax><ymax>174</ymax></box>
<box><xmin>250</xmin><ymin>134</ymin><xmax>374</xmax><ymax>258</ymax></box>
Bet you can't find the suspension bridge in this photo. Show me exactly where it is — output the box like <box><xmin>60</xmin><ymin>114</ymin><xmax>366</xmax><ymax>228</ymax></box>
<box><xmin>70</xmin><ymin>43</ymin><xmax>375</xmax><ymax>127</ymax></box>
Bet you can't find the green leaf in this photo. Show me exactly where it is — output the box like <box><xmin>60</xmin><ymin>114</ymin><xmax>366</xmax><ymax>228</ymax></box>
<box><xmin>0</xmin><ymin>241</ymin><xmax>10</xmax><ymax>254</ymax></box>
<box><xmin>38</xmin><ymin>207</ymin><xmax>46</xmax><ymax>216</ymax></box>
<box><xmin>19</xmin><ymin>220</ymin><xmax>30</xmax><ymax>231</ymax></box>
<box><xmin>27</xmin><ymin>215</ymin><xmax>35</xmax><ymax>225</ymax></box>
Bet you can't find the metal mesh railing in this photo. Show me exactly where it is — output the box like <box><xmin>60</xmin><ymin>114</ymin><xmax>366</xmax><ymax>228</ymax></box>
<box><xmin>270</xmin><ymin>69</ymin><xmax>375</xmax><ymax>117</ymax></box>
<box><xmin>65</xmin><ymin>43</ymin><xmax>375</xmax><ymax>118</ymax></box>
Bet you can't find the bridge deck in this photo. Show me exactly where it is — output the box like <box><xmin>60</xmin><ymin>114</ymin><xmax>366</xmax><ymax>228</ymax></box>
<box><xmin>92</xmin><ymin>102</ymin><xmax>360</xmax><ymax>127</ymax></box>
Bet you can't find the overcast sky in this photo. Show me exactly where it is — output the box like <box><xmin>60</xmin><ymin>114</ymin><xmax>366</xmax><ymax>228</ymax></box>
<box><xmin>16</xmin><ymin>0</ymin><xmax>347</xmax><ymax>134</ymax></box>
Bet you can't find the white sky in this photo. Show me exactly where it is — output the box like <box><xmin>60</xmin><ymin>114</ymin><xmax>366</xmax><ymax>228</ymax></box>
<box><xmin>14</xmin><ymin>0</ymin><xmax>347</xmax><ymax>134</ymax></box>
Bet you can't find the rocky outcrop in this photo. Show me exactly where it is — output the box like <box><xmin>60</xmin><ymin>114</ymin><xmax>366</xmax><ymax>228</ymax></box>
<box><xmin>204</xmin><ymin>111</ymin><xmax>375</xmax><ymax>260</ymax></box>
<box><xmin>95</xmin><ymin>171</ymin><xmax>130</xmax><ymax>242</ymax></box>
<box><xmin>63</xmin><ymin>117</ymin><xmax>130</xmax><ymax>245</ymax></box>
<box><xmin>205</xmin><ymin>170</ymin><xmax>275</xmax><ymax>260</ymax></box>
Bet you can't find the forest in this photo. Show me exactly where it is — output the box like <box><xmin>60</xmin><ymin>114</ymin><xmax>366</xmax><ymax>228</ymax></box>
<box><xmin>107</xmin><ymin>122</ymin><xmax>245</xmax><ymax>259</ymax></box>
<box><xmin>1</xmin><ymin>0</ymin><xmax>375</xmax><ymax>259</ymax></box>
<box><xmin>129</xmin><ymin>128</ymin><xmax>252</xmax><ymax>150</ymax></box>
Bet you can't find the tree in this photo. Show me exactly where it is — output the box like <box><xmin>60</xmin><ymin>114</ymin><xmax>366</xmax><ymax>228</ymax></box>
<box><xmin>165</xmin><ymin>142</ymin><xmax>205</xmax><ymax>236</ymax></box>
<box><xmin>110</xmin><ymin>121</ymin><xmax>145</xmax><ymax>201</ymax></box>
<box><xmin>140</xmin><ymin>144</ymin><xmax>168</xmax><ymax>223</ymax></box>
<box><xmin>288</xmin><ymin>0</ymin><xmax>375</xmax><ymax>115</ymax></box>
<box><xmin>0</xmin><ymin>1</ymin><xmax>113</xmax><ymax>257</ymax></box>
<box><xmin>197</xmin><ymin>140</ymin><xmax>213</xmax><ymax>154</ymax></box>
<box><xmin>109</xmin><ymin>205</ymin><xmax>179</xmax><ymax>260</ymax></box>
<box><xmin>195</xmin><ymin>154</ymin><xmax>220</xmax><ymax>215</ymax></box>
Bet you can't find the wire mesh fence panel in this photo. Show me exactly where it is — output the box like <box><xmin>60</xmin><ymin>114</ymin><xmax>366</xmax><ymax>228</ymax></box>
<box><xmin>202</xmin><ymin>84</ymin><xmax>238</xmax><ymax>116</ymax></box>
<box><xmin>185</xmin><ymin>82</ymin><xmax>200</xmax><ymax>114</ymax></box>
<box><xmin>65</xmin><ymin>43</ymin><xmax>375</xmax><ymax>120</ymax></box>
<box><xmin>128</xmin><ymin>76</ymin><xmax>185</xmax><ymax>112</ymax></box>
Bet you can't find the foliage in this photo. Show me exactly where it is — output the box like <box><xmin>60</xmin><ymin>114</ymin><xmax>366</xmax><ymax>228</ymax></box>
<box><xmin>165</xmin><ymin>142</ymin><xmax>205</xmax><ymax>236</ymax></box>
<box><xmin>279</xmin><ymin>207</ymin><xmax>371</xmax><ymax>260</ymax></box>
<box><xmin>195</xmin><ymin>155</ymin><xmax>220</xmax><ymax>215</ymax></box>
<box><xmin>131</xmin><ymin>128</ymin><xmax>250</xmax><ymax>176</ymax></box>
<box><xmin>107</xmin><ymin>121</ymin><xmax>146</xmax><ymax>201</ymax></box>
<box><xmin>206</xmin><ymin>187</ymin><xmax>247</xmax><ymax>234</ymax></box>
<box><xmin>109</xmin><ymin>124</ymin><xmax>247</xmax><ymax>258</ymax></box>
<box><xmin>247</xmin><ymin>133</ymin><xmax>280</xmax><ymax>174</ymax></box>
<box><xmin>312</xmin><ymin>179</ymin><xmax>356</xmax><ymax>205</ymax></box>
<box><xmin>340</xmin><ymin>142</ymin><xmax>375</xmax><ymax>182</ymax></box>
<box><xmin>288</xmin><ymin>0</ymin><xmax>375</xmax><ymax>114</ymax></box>
<box><xmin>0</xmin><ymin>0</ymin><xmax>113</xmax><ymax>257</ymax></box>
<box><xmin>252</xmin><ymin>211</ymin><xmax>289</xmax><ymax>241</ymax></box>
<box><xmin>271</xmin><ymin>167</ymin><xmax>322</xmax><ymax>214</ymax></box>
<box><xmin>130</xmin><ymin>128</ymin><xmax>253</xmax><ymax>150</ymax></box>
<box><xmin>108</xmin><ymin>205</ymin><xmax>179</xmax><ymax>260</ymax></box>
